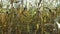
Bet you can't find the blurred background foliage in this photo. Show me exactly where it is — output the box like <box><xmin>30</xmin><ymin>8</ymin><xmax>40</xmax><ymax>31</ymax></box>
<box><xmin>0</xmin><ymin>0</ymin><xmax>60</xmax><ymax>34</ymax></box>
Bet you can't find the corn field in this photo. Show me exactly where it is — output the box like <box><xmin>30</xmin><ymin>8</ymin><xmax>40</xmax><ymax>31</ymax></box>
<box><xmin>0</xmin><ymin>0</ymin><xmax>60</xmax><ymax>34</ymax></box>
